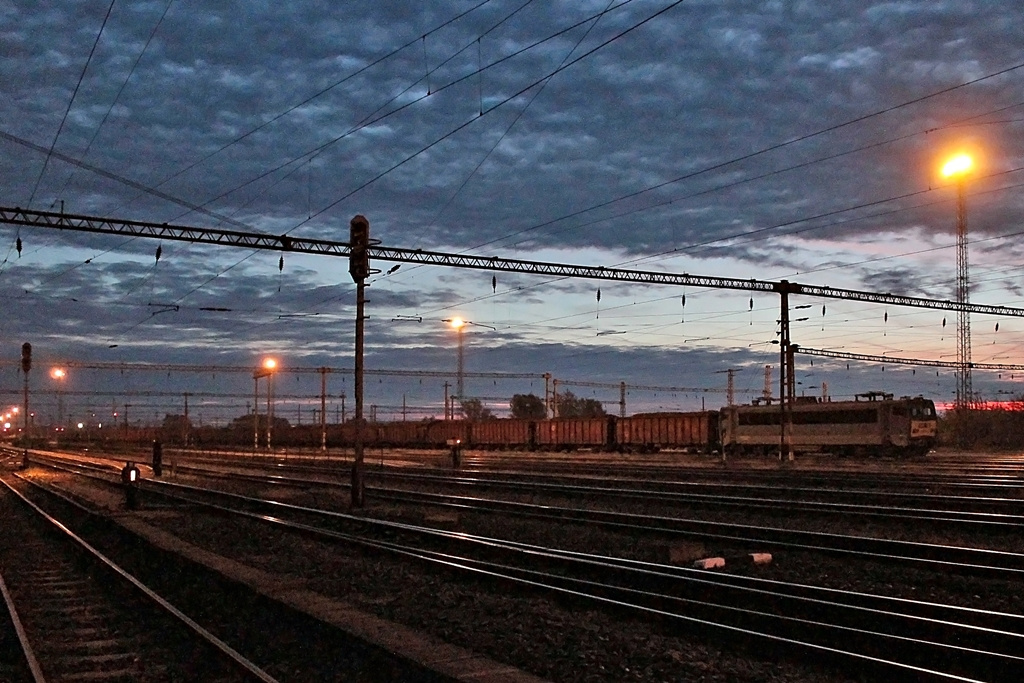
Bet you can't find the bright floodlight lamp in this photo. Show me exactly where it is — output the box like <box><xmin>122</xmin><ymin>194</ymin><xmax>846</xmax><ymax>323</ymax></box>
<box><xmin>943</xmin><ymin>151</ymin><xmax>975</xmax><ymax>413</ymax></box>
<box><xmin>450</xmin><ymin>317</ymin><xmax>465</xmax><ymax>329</ymax></box>
<box><xmin>263</xmin><ymin>358</ymin><xmax>277</xmax><ymax>371</ymax></box>
<box><xmin>52</xmin><ymin>368</ymin><xmax>66</xmax><ymax>379</ymax></box>
<box><xmin>942</xmin><ymin>153</ymin><xmax>973</xmax><ymax>178</ymax></box>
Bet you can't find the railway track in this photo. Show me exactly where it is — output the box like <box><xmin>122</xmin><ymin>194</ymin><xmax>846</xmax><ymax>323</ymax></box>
<box><xmin>128</xmin><ymin>453</ymin><xmax>1024</xmax><ymax>533</ymax></box>
<box><xmin>171</xmin><ymin>446</ymin><xmax>1024</xmax><ymax>493</ymax></box>
<box><xmin>24</xmin><ymin>450</ymin><xmax>1024</xmax><ymax>575</ymax></box>
<box><xmin>25</xmin><ymin>456</ymin><xmax>1024</xmax><ymax>682</ymax></box>
<box><xmin>0</xmin><ymin>475</ymin><xmax>276</xmax><ymax>683</ymax></box>
<box><xmin>1</xmin><ymin>456</ymin><xmax>465</xmax><ymax>683</ymax></box>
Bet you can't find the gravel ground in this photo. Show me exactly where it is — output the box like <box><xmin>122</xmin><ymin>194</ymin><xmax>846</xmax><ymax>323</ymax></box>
<box><xmin>26</xmin><ymin>455</ymin><xmax>1024</xmax><ymax>683</ymax></box>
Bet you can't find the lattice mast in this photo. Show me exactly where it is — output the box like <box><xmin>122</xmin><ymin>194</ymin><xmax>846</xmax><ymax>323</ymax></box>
<box><xmin>955</xmin><ymin>180</ymin><xmax>973</xmax><ymax>410</ymax></box>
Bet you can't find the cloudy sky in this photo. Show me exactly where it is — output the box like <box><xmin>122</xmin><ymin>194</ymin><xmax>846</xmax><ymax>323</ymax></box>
<box><xmin>2</xmin><ymin>0</ymin><xmax>1024</xmax><ymax>424</ymax></box>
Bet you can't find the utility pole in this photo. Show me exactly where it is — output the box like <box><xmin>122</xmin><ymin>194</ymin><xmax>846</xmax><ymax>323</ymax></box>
<box><xmin>552</xmin><ymin>378</ymin><xmax>560</xmax><ymax>418</ymax></box>
<box><xmin>183</xmin><ymin>392</ymin><xmax>190</xmax><ymax>447</ymax></box>
<box><xmin>763</xmin><ymin>365</ymin><xmax>772</xmax><ymax>402</ymax></box>
<box><xmin>443</xmin><ymin>381</ymin><xmax>450</xmax><ymax>420</ymax></box>
<box><xmin>543</xmin><ymin>373</ymin><xmax>552</xmax><ymax>418</ymax></box>
<box><xmin>253</xmin><ymin>375</ymin><xmax>259</xmax><ymax>452</ymax></box>
<box><xmin>320</xmin><ymin>367</ymin><xmax>327</xmax><ymax>452</ymax></box>
<box><xmin>619</xmin><ymin>381</ymin><xmax>626</xmax><ymax>418</ymax></box>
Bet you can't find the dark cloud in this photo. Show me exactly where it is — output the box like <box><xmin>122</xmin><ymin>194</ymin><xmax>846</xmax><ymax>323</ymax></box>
<box><xmin>2</xmin><ymin>1</ymin><xmax>1023</xmax><ymax>417</ymax></box>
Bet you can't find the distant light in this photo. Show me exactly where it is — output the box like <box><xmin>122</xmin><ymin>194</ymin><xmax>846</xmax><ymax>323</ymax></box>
<box><xmin>450</xmin><ymin>317</ymin><xmax>465</xmax><ymax>329</ymax></box>
<box><xmin>2</xmin><ymin>422</ymin><xmax>9</xmax><ymax>429</ymax></box>
<box><xmin>11</xmin><ymin>407</ymin><xmax>17</xmax><ymax>414</ymax></box>
<box><xmin>942</xmin><ymin>153</ymin><xmax>973</xmax><ymax>178</ymax></box>
<box><xmin>78</xmin><ymin>422</ymin><xmax>84</xmax><ymax>429</ymax></box>
<box><xmin>263</xmin><ymin>358</ymin><xmax>277</xmax><ymax>370</ymax></box>
<box><xmin>51</xmin><ymin>368</ymin><xmax>66</xmax><ymax>380</ymax></box>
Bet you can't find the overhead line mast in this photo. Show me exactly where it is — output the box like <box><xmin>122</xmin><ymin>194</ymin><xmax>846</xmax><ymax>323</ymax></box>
<box><xmin>3</xmin><ymin>206</ymin><xmax>1023</xmax><ymax>317</ymax></box>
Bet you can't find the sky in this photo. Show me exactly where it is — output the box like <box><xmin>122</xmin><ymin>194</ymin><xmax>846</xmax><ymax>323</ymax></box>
<box><xmin>2</xmin><ymin>0</ymin><xmax>1024</xmax><ymax>425</ymax></box>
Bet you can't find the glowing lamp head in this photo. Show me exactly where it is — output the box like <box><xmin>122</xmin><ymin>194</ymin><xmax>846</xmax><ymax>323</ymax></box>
<box><xmin>450</xmin><ymin>317</ymin><xmax>465</xmax><ymax>329</ymax></box>
<box><xmin>942</xmin><ymin>153</ymin><xmax>973</xmax><ymax>178</ymax></box>
<box><xmin>52</xmin><ymin>368</ymin><xmax>66</xmax><ymax>380</ymax></box>
<box><xmin>263</xmin><ymin>358</ymin><xmax>277</xmax><ymax>371</ymax></box>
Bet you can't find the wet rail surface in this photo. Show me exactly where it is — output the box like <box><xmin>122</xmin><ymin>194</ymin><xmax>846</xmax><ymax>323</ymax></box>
<box><xmin>0</xmin><ymin>477</ymin><xmax>274</xmax><ymax>683</ymax></box>
<box><xmin>0</xmin><ymin>460</ymin><xmax>458</xmax><ymax>683</ymax></box>
<box><xmin>21</xmin><ymin>450</ymin><xmax>1024</xmax><ymax>682</ymax></box>
<box><xmin>24</xmin><ymin>449</ymin><xmax>1024</xmax><ymax>575</ymax></box>
<box><xmin>121</xmin><ymin>452</ymin><xmax>1024</xmax><ymax>533</ymax></box>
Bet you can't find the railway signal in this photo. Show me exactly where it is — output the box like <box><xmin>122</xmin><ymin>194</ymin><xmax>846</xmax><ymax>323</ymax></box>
<box><xmin>349</xmin><ymin>215</ymin><xmax>373</xmax><ymax>508</ymax></box>
<box><xmin>121</xmin><ymin>461</ymin><xmax>141</xmax><ymax>510</ymax></box>
<box><xmin>20</xmin><ymin>342</ymin><xmax>31</xmax><ymax>468</ymax></box>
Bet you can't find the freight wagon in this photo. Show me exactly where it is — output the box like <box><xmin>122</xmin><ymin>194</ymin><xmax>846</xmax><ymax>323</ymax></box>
<box><xmin>468</xmin><ymin>418</ymin><xmax>535</xmax><ymax>450</ymax></box>
<box><xmin>535</xmin><ymin>417</ymin><xmax>616</xmax><ymax>451</ymax></box>
<box><xmin>616</xmin><ymin>412</ymin><xmax>719</xmax><ymax>453</ymax></box>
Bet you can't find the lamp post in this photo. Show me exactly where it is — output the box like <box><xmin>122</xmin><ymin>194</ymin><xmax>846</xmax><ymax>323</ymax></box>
<box><xmin>443</xmin><ymin>318</ymin><xmax>495</xmax><ymax>415</ymax></box>
<box><xmin>51</xmin><ymin>368</ymin><xmax>66</xmax><ymax>440</ymax></box>
<box><xmin>253</xmin><ymin>358</ymin><xmax>277</xmax><ymax>451</ymax></box>
<box><xmin>942</xmin><ymin>152</ymin><xmax>974</xmax><ymax>412</ymax></box>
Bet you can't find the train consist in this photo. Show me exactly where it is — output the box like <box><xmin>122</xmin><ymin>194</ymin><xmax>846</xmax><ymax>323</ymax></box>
<box><xmin>82</xmin><ymin>392</ymin><xmax>934</xmax><ymax>457</ymax></box>
<box><xmin>342</xmin><ymin>392</ymin><xmax>937</xmax><ymax>456</ymax></box>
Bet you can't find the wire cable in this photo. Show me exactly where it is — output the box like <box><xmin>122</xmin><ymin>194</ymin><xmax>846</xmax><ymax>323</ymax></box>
<box><xmin>27</xmin><ymin>0</ymin><xmax>118</xmax><ymax>209</ymax></box>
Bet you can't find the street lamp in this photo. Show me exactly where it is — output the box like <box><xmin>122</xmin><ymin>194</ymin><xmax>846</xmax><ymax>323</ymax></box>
<box><xmin>51</xmin><ymin>368</ymin><xmax>66</xmax><ymax>436</ymax></box>
<box><xmin>442</xmin><ymin>318</ymin><xmax>495</xmax><ymax>418</ymax></box>
<box><xmin>942</xmin><ymin>152</ymin><xmax>974</xmax><ymax>411</ymax></box>
<box><xmin>263</xmin><ymin>358</ymin><xmax>276</xmax><ymax>450</ymax></box>
<box><xmin>253</xmin><ymin>358</ymin><xmax>277</xmax><ymax>451</ymax></box>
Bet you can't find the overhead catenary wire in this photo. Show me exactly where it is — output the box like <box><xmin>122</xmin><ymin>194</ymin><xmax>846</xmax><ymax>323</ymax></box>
<box><xmin>26</xmin><ymin>0</ymin><xmax>118</xmax><ymax>210</ymax></box>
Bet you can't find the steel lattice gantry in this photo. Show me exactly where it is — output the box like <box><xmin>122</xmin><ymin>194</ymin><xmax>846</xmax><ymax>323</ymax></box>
<box><xmin>3</xmin><ymin>206</ymin><xmax>1024</xmax><ymax>318</ymax></box>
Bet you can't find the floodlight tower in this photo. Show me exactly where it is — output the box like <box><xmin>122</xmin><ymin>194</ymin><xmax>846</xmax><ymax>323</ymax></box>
<box><xmin>943</xmin><ymin>153</ymin><xmax>974</xmax><ymax>410</ymax></box>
